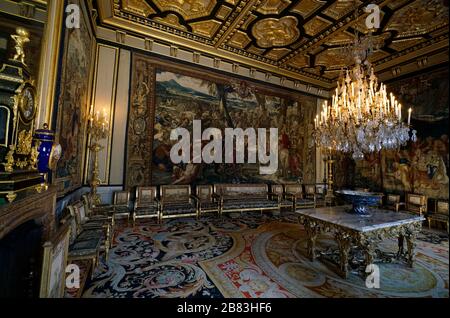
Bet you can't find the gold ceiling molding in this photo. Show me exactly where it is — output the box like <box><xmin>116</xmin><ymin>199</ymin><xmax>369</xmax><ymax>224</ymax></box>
<box><xmin>389</xmin><ymin>37</ymin><xmax>424</xmax><ymax>51</ymax></box>
<box><xmin>93</xmin><ymin>0</ymin><xmax>449</xmax><ymax>88</ymax></box>
<box><xmin>154</xmin><ymin>14</ymin><xmax>187</xmax><ymax>31</ymax></box>
<box><xmin>292</xmin><ymin>0</ymin><xmax>326</xmax><ymax>18</ymax></box>
<box><xmin>288</xmin><ymin>55</ymin><xmax>310</xmax><ymax>69</ymax></box>
<box><xmin>265</xmin><ymin>48</ymin><xmax>291</xmax><ymax>61</ymax></box>
<box><xmin>190</xmin><ymin>19</ymin><xmax>221</xmax><ymax>37</ymax></box>
<box><xmin>216</xmin><ymin>5</ymin><xmax>233</xmax><ymax>20</ymax></box>
<box><xmin>252</xmin><ymin>16</ymin><xmax>300</xmax><ymax>48</ymax></box>
<box><xmin>152</xmin><ymin>0</ymin><xmax>217</xmax><ymax>21</ymax></box>
<box><xmin>121</xmin><ymin>0</ymin><xmax>155</xmax><ymax>17</ymax></box>
<box><xmin>323</xmin><ymin>0</ymin><xmax>362</xmax><ymax>20</ymax></box>
<box><xmin>385</xmin><ymin>0</ymin><xmax>449</xmax><ymax>37</ymax></box>
<box><xmin>256</xmin><ymin>0</ymin><xmax>291</xmax><ymax>15</ymax></box>
<box><xmin>303</xmin><ymin>16</ymin><xmax>333</xmax><ymax>36</ymax></box>
<box><xmin>228</xmin><ymin>30</ymin><xmax>252</xmax><ymax>49</ymax></box>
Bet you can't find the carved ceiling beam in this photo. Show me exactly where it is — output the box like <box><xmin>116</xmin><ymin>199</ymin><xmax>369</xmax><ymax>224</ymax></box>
<box><xmin>279</xmin><ymin>0</ymin><xmax>393</xmax><ymax>67</ymax></box>
<box><xmin>213</xmin><ymin>0</ymin><xmax>259</xmax><ymax>48</ymax></box>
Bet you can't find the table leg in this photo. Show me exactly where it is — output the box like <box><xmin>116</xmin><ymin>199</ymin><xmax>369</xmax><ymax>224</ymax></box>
<box><xmin>335</xmin><ymin>232</ymin><xmax>352</xmax><ymax>278</ymax></box>
<box><xmin>397</xmin><ymin>234</ymin><xmax>404</xmax><ymax>258</ymax></box>
<box><xmin>359</xmin><ymin>235</ymin><xmax>376</xmax><ymax>270</ymax></box>
<box><xmin>405</xmin><ymin>233</ymin><xmax>416</xmax><ymax>268</ymax></box>
<box><xmin>303</xmin><ymin>218</ymin><xmax>320</xmax><ymax>261</ymax></box>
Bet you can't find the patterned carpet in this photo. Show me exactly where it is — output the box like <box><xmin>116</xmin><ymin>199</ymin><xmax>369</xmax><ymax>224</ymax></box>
<box><xmin>81</xmin><ymin>212</ymin><xmax>449</xmax><ymax>298</ymax></box>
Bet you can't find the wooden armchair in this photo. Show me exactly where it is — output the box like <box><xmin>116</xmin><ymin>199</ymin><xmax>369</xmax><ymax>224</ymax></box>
<box><xmin>159</xmin><ymin>185</ymin><xmax>197</xmax><ymax>221</ymax></box>
<box><xmin>405</xmin><ymin>193</ymin><xmax>427</xmax><ymax>216</ymax></box>
<box><xmin>112</xmin><ymin>191</ymin><xmax>131</xmax><ymax>222</ymax></box>
<box><xmin>81</xmin><ymin>193</ymin><xmax>114</xmax><ymax>227</ymax></box>
<box><xmin>384</xmin><ymin>194</ymin><xmax>405</xmax><ymax>212</ymax></box>
<box><xmin>427</xmin><ymin>200</ymin><xmax>449</xmax><ymax>233</ymax></box>
<box><xmin>270</xmin><ymin>184</ymin><xmax>294</xmax><ymax>211</ymax></box>
<box><xmin>133</xmin><ymin>186</ymin><xmax>159</xmax><ymax>225</ymax></box>
<box><xmin>285</xmin><ymin>184</ymin><xmax>315</xmax><ymax>209</ymax></box>
<box><xmin>195</xmin><ymin>185</ymin><xmax>220</xmax><ymax>217</ymax></box>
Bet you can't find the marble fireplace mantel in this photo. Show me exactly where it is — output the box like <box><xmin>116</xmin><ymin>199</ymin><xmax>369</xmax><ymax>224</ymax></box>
<box><xmin>0</xmin><ymin>187</ymin><xmax>57</xmax><ymax>241</ymax></box>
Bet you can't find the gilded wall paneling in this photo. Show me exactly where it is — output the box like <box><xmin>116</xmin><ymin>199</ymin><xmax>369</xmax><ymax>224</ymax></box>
<box><xmin>85</xmin><ymin>43</ymin><xmax>119</xmax><ymax>186</ymax></box>
<box><xmin>109</xmin><ymin>49</ymin><xmax>131</xmax><ymax>185</ymax></box>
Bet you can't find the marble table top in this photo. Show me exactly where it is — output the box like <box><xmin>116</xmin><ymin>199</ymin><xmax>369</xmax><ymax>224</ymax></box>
<box><xmin>296</xmin><ymin>205</ymin><xmax>425</xmax><ymax>232</ymax></box>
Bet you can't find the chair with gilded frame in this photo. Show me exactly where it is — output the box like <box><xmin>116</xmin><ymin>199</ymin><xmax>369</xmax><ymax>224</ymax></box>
<box><xmin>112</xmin><ymin>191</ymin><xmax>132</xmax><ymax>223</ymax></box>
<box><xmin>427</xmin><ymin>200</ymin><xmax>449</xmax><ymax>233</ymax></box>
<box><xmin>285</xmin><ymin>184</ymin><xmax>315</xmax><ymax>210</ymax></box>
<box><xmin>384</xmin><ymin>194</ymin><xmax>405</xmax><ymax>212</ymax></box>
<box><xmin>270</xmin><ymin>184</ymin><xmax>294</xmax><ymax>211</ymax></box>
<box><xmin>159</xmin><ymin>185</ymin><xmax>198</xmax><ymax>221</ymax></box>
<box><xmin>133</xmin><ymin>186</ymin><xmax>159</xmax><ymax>225</ymax></box>
<box><xmin>194</xmin><ymin>185</ymin><xmax>220</xmax><ymax>217</ymax></box>
<box><xmin>405</xmin><ymin>193</ymin><xmax>427</xmax><ymax>216</ymax></box>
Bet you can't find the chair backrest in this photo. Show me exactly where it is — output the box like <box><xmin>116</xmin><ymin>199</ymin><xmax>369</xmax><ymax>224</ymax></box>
<box><xmin>136</xmin><ymin>186</ymin><xmax>157</xmax><ymax>204</ymax></box>
<box><xmin>160</xmin><ymin>185</ymin><xmax>191</xmax><ymax>202</ymax></box>
<box><xmin>196</xmin><ymin>185</ymin><xmax>213</xmax><ymax>200</ymax></box>
<box><xmin>387</xmin><ymin>194</ymin><xmax>400</xmax><ymax>204</ymax></box>
<box><xmin>436</xmin><ymin>200</ymin><xmax>449</xmax><ymax>215</ymax></box>
<box><xmin>271</xmin><ymin>184</ymin><xmax>284</xmax><ymax>195</ymax></box>
<box><xmin>284</xmin><ymin>184</ymin><xmax>302</xmax><ymax>194</ymax></box>
<box><xmin>316</xmin><ymin>184</ymin><xmax>326</xmax><ymax>195</ymax></box>
<box><xmin>406</xmin><ymin>193</ymin><xmax>427</xmax><ymax>213</ymax></box>
<box><xmin>81</xmin><ymin>194</ymin><xmax>92</xmax><ymax>216</ymax></box>
<box><xmin>304</xmin><ymin>184</ymin><xmax>315</xmax><ymax>195</ymax></box>
<box><xmin>114</xmin><ymin>191</ymin><xmax>130</xmax><ymax>206</ymax></box>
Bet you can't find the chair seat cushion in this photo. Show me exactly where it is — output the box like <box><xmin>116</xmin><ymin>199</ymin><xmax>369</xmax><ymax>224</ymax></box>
<box><xmin>279</xmin><ymin>200</ymin><xmax>293</xmax><ymax>207</ymax></box>
<box><xmin>199</xmin><ymin>201</ymin><xmax>220</xmax><ymax>210</ymax></box>
<box><xmin>135</xmin><ymin>202</ymin><xmax>158</xmax><ymax>209</ymax></box>
<box><xmin>134</xmin><ymin>206</ymin><xmax>159</xmax><ymax>216</ymax></box>
<box><xmin>69</xmin><ymin>237</ymin><xmax>101</xmax><ymax>257</ymax></box>
<box><xmin>295</xmin><ymin>199</ymin><xmax>315</xmax><ymax>206</ymax></box>
<box><xmin>162</xmin><ymin>202</ymin><xmax>197</xmax><ymax>215</ymax></box>
<box><xmin>429</xmin><ymin>214</ymin><xmax>449</xmax><ymax>221</ymax></box>
<box><xmin>222</xmin><ymin>198</ymin><xmax>278</xmax><ymax>210</ymax></box>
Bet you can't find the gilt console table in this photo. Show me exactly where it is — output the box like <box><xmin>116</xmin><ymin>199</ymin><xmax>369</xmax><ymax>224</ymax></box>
<box><xmin>296</xmin><ymin>206</ymin><xmax>425</xmax><ymax>278</ymax></box>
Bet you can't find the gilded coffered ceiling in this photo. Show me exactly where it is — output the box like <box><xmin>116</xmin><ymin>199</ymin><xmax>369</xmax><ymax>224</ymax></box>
<box><xmin>95</xmin><ymin>0</ymin><xmax>449</xmax><ymax>89</ymax></box>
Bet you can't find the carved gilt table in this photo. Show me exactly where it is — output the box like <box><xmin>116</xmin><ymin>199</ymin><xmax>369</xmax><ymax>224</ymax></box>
<box><xmin>296</xmin><ymin>205</ymin><xmax>425</xmax><ymax>278</ymax></box>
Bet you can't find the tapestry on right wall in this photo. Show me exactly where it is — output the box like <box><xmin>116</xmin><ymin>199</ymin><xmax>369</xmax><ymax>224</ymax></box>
<box><xmin>352</xmin><ymin>66</ymin><xmax>449</xmax><ymax>199</ymax></box>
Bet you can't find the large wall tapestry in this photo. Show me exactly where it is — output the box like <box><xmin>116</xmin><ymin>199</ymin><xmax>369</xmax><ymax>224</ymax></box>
<box><xmin>125</xmin><ymin>54</ymin><xmax>317</xmax><ymax>189</ymax></box>
<box><xmin>339</xmin><ymin>67</ymin><xmax>449</xmax><ymax>199</ymax></box>
<box><xmin>54</xmin><ymin>0</ymin><xmax>95</xmax><ymax>195</ymax></box>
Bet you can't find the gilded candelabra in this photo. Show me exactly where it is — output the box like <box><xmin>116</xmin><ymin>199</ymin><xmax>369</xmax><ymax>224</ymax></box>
<box><xmin>87</xmin><ymin>105</ymin><xmax>109</xmax><ymax>206</ymax></box>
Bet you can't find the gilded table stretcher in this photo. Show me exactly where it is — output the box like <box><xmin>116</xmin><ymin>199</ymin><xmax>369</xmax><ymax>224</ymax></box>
<box><xmin>296</xmin><ymin>206</ymin><xmax>425</xmax><ymax>278</ymax></box>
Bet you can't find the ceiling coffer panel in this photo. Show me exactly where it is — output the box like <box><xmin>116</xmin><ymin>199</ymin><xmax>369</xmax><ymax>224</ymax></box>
<box><xmin>102</xmin><ymin>0</ymin><xmax>449</xmax><ymax>87</ymax></box>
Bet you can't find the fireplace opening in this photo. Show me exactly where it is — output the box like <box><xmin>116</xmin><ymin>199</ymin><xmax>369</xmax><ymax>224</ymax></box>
<box><xmin>0</xmin><ymin>220</ymin><xmax>43</xmax><ymax>298</ymax></box>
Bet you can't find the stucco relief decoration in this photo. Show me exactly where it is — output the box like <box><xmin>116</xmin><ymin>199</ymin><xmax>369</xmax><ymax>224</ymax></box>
<box><xmin>153</xmin><ymin>0</ymin><xmax>217</xmax><ymax>20</ymax></box>
<box><xmin>252</xmin><ymin>16</ymin><xmax>300</xmax><ymax>48</ymax></box>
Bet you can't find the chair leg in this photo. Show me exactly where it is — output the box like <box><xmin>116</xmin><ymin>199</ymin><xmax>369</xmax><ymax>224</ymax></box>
<box><xmin>428</xmin><ymin>218</ymin><xmax>431</xmax><ymax>230</ymax></box>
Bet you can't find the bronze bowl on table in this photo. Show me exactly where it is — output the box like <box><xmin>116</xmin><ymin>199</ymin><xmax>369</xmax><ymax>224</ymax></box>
<box><xmin>335</xmin><ymin>190</ymin><xmax>383</xmax><ymax>216</ymax></box>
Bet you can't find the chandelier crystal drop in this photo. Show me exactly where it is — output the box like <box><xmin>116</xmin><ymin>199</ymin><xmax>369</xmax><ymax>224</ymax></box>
<box><xmin>314</xmin><ymin>57</ymin><xmax>417</xmax><ymax>160</ymax></box>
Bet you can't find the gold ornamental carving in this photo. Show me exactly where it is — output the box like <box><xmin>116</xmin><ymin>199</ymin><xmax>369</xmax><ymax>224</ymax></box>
<box><xmin>190</xmin><ymin>20</ymin><xmax>221</xmax><ymax>37</ymax></box>
<box><xmin>252</xmin><ymin>16</ymin><xmax>300</xmax><ymax>48</ymax></box>
<box><xmin>385</xmin><ymin>0</ymin><xmax>449</xmax><ymax>37</ymax></box>
<box><xmin>152</xmin><ymin>0</ymin><xmax>217</xmax><ymax>20</ymax></box>
<box><xmin>256</xmin><ymin>0</ymin><xmax>291</xmax><ymax>15</ymax></box>
<box><xmin>121</xmin><ymin>0</ymin><xmax>155</xmax><ymax>17</ymax></box>
<box><xmin>16</xmin><ymin>130</ymin><xmax>33</xmax><ymax>155</ymax></box>
<box><xmin>292</xmin><ymin>0</ymin><xmax>326</xmax><ymax>18</ymax></box>
<box><xmin>11</xmin><ymin>27</ymin><xmax>30</xmax><ymax>65</ymax></box>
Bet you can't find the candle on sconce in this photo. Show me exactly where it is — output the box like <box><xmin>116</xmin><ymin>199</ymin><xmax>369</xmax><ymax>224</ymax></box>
<box><xmin>407</xmin><ymin>108</ymin><xmax>412</xmax><ymax>125</ymax></box>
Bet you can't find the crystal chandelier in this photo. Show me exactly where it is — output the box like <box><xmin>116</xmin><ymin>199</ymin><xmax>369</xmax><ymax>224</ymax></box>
<box><xmin>314</xmin><ymin>36</ymin><xmax>416</xmax><ymax>160</ymax></box>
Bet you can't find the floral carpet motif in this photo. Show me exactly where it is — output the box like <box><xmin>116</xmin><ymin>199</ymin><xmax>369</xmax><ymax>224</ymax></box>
<box><xmin>82</xmin><ymin>212</ymin><xmax>448</xmax><ymax>298</ymax></box>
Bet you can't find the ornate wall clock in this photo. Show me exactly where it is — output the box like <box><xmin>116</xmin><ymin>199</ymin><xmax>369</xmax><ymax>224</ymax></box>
<box><xmin>18</xmin><ymin>84</ymin><xmax>36</xmax><ymax>123</ymax></box>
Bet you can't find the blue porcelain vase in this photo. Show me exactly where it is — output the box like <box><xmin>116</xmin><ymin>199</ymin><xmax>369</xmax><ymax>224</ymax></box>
<box><xmin>33</xmin><ymin>124</ymin><xmax>56</xmax><ymax>174</ymax></box>
<box><xmin>336</xmin><ymin>190</ymin><xmax>384</xmax><ymax>216</ymax></box>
